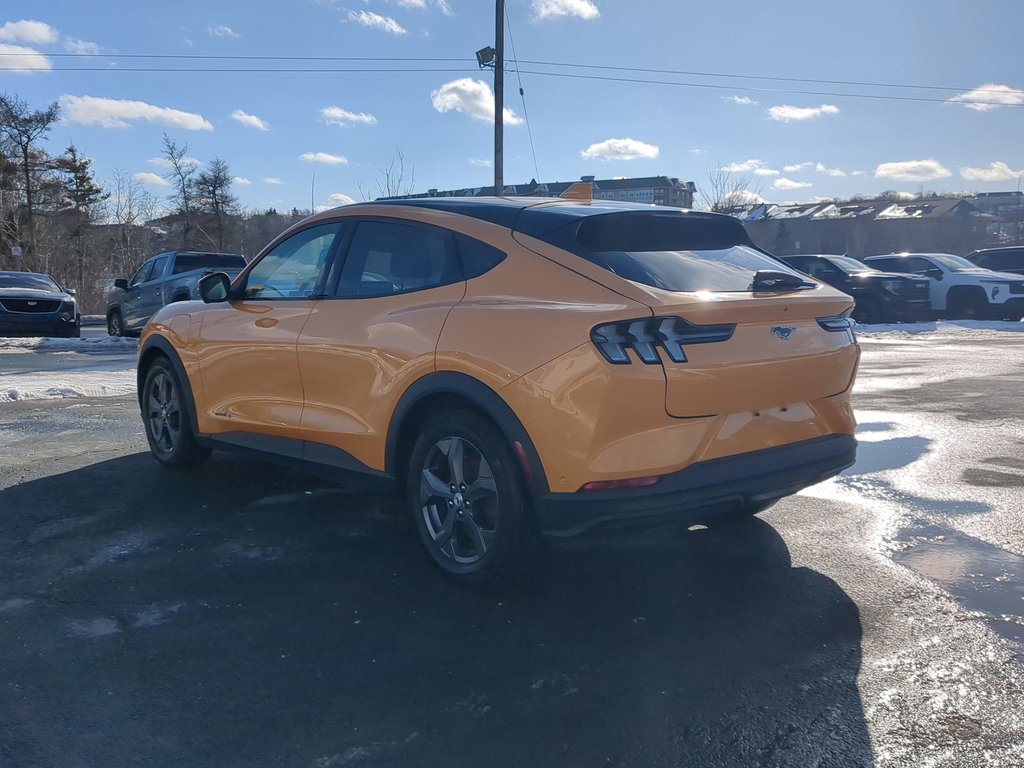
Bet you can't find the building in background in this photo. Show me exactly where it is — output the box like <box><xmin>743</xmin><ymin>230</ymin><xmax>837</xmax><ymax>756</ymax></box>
<box><xmin>388</xmin><ymin>176</ymin><xmax>696</xmax><ymax>209</ymax></box>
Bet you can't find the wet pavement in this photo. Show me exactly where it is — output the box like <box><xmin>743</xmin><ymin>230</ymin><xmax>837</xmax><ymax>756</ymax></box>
<box><xmin>2</xmin><ymin>329</ymin><xmax>1024</xmax><ymax>766</ymax></box>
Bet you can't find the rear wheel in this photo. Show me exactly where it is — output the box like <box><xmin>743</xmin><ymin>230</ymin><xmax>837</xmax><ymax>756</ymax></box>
<box><xmin>851</xmin><ymin>296</ymin><xmax>882</xmax><ymax>325</ymax></box>
<box><xmin>406</xmin><ymin>410</ymin><xmax>536</xmax><ymax>586</ymax></box>
<box><xmin>946</xmin><ymin>287</ymin><xmax>988</xmax><ymax>319</ymax></box>
<box><xmin>107</xmin><ymin>310</ymin><xmax>124</xmax><ymax>337</ymax></box>
<box><xmin>142</xmin><ymin>357</ymin><xmax>209</xmax><ymax>468</ymax></box>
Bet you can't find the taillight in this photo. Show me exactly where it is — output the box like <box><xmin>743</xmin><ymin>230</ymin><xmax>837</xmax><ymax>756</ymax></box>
<box><xmin>591</xmin><ymin>316</ymin><xmax>735</xmax><ymax>365</ymax></box>
<box><xmin>818</xmin><ymin>309</ymin><xmax>855</xmax><ymax>336</ymax></box>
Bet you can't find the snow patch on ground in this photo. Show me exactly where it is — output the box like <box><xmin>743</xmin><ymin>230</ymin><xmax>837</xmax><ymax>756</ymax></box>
<box><xmin>856</xmin><ymin>320</ymin><xmax>1024</xmax><ymax>338</ymax></box>
<box><xmin>0</xmin><ymin>359</ymin><xmax>136</xmax><ymax>403</ymax></box>
<box><xmin>0</xmin><ymin>336</ymin><xmax>138</xmax><ymax>354</ymax></box>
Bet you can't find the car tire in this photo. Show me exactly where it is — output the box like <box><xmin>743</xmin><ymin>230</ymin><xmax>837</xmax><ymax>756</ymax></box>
<box><xmin>946</xmin><ymin>287</ymin><xmax>988</xmax><ymax>320</ymax></box>
<box><xmin>406</xmin><ymin>410</ymin><xmax>537</xmax><ymax>586</ymax></box>
<box><xmin>141</xmin><ymin>357</ymin><xmax>210</xmax><ymax>469</ymax></box>
<box><xmin>68</xmin><ymin>324</ymin><xmax>81</xmax><ymax>338</ymax></box>
<box><xmin>852</xmin><ymin>296</ymin><xmax>883</xmax><ymax>325</ymax></box>
<box><xmin>107</xmin><ymin>310</ymin><xmax>124</xmax><ymax>337</ymax></box>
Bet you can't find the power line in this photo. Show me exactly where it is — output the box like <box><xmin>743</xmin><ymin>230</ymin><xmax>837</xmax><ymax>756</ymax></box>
<box><xmin>507</xmin><ymin>68</ymin><xmax>1024</xmax><ymax>108</ymax></box>
<box><xmin>504</xmin><ymin>4</ymin><xmax>540</xmax><ymax>181</ymax></box>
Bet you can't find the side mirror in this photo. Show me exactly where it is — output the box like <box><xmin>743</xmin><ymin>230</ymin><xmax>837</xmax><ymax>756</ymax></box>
<box><xmin>198</xmin><ymin>272</ymin><xmax>231</xmax><ymax>303</ymax></box>
<box><xmin>925</xmin><ymin>268</ymin><xmax>943</xmax><ymax>281</ymax></box>
<box><xmin>113</xmin><ymin>278</ymin><xmax>129</xmax><ymax>291</ymax></box>
<box><xmin>66</xmin><ymin>288</ymin><xmax>77</xmax><ymax>296</ymax></box>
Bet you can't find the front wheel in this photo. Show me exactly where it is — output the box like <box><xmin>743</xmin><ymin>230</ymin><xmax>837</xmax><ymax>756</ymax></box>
<box><xmin>406</xmin><ymin>411</ymin><xmax>536</xmax><ymax>586</ymax></box>
<box><xmin>142</xmin><ymin>357</ymin><xmax>209</xmax><ymax>468</ymax></box>
<box><xmin>107</xmin><ymin>310</ymin><xmax>124</xmax><ymax>337</ymax></box>
<box><xmin>851</xmin><ymin>296</ymin><xmax>882</xmax><ymax>325</ymax></box>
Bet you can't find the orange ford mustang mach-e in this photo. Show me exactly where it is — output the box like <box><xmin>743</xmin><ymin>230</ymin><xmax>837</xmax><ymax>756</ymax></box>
<box><xmin>137</xmin><ymin>196</ymin><xmax>859</xmax><ymax>584</ymax></box>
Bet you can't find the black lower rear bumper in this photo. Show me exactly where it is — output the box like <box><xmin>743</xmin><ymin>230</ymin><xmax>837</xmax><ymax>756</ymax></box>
<box><xmin>533</xmin><ymin>434</ymin><xmax>856</xmax><ymax>537</ymax></box>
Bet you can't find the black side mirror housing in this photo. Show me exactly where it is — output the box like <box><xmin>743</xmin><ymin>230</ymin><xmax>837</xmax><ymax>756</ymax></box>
<box><xmin>926</xmin><ymin>268</ymin><xmax>944</xmax><ymax>281</ymax></box>
<box><xmin>66</xmin><ymin>288</ymin><xmax>76</xmax><ymax>296</ymax></box>
<box><xmin>113</xmin><ymin>278</ymin><xmax>129</xmax><ymax>291</ymax></box>
<box><xmin>198</xmin><ymin>272</ymin><xmax>231</xmax><ymax>303</ymax></box>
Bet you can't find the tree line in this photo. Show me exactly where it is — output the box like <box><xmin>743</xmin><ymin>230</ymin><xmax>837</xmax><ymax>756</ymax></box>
<box><xmin>0</xmin><ymin>92</ymin><xmax>313</xmax><ymax>313</ymax></box>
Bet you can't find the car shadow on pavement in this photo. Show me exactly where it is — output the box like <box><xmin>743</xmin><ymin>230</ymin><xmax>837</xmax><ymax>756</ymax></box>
<box><xmin>0</xmin><ymin>453</ymin><xmax>872</xmax><ymax>768</ymax></box>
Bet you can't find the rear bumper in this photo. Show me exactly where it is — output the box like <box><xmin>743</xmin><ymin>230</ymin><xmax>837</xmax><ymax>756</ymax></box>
<box><xmin>532</xmin><ymin>434</ymin><xmax>856</xmax><ymax>537</ymax></box>
<box><xmin>0</xmin><ymin>314</ymin><xmax>79</xmax><ymax>337</ymax></box>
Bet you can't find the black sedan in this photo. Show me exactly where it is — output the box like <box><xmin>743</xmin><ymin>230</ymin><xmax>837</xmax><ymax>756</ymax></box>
<box><xmin>0</xmin><ymin>271</ymin><xmax>80</xmax><ymax>338</ymax></box>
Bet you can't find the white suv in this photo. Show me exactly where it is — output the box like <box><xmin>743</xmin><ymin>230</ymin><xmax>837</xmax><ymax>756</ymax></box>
<box><xmin>863</xmin><ymin>253</ymin><xmax>1024</xmax><ymax>320</ymax></box>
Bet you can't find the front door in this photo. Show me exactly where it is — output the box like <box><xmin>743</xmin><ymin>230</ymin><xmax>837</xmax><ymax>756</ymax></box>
<box><xmin>132</xmin><ymin>254</ymin><xmax>170</xmax><ymax>330</ymax></box>
<box><xmin>195</xmin><ymin>222</ymin><xmax>344</xmax><ymax>443</ymax></box>
<box><xmin>122</xmin><ymin>260</ymin><xmax>154</xmax><ymax>330</ymax></box>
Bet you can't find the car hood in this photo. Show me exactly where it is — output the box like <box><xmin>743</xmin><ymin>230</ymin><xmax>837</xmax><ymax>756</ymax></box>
<box><xmin>0</xmin><ymin>287</ymin><xmax>73</xmax><ymax>301</ymax></box>
<box><xmin>849</xmin><ymin>270</ymin><xmax>925</xmax><ymax>281</ymax></box>
<box><xmin>974</xmin><ymin>270</ymin><xmax>1024</xmax><ymax>281</ymax></box>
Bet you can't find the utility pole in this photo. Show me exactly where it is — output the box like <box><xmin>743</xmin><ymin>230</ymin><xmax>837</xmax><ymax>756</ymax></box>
<box><xmin>494</xmin><ymin>0</ymin><xmax>505</xmax><ymax>195</ymax></box>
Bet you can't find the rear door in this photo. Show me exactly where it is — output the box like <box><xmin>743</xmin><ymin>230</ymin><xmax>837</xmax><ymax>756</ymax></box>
<box><xmin>297</xmin><ymin>217</ymin><xmax>466</xmax><ymax>470</ymax></box>
<box><xmin>195</xmin><ymin>222</ymin><xmax>343</xmax><ymax>442</ymax></box>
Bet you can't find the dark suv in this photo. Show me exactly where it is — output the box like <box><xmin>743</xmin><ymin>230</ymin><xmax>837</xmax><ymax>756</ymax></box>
<box><xmin>965</xmin><ymin>246</ymin><xmax>1024</xmax><ymax>276</ymax></box>
<box><xmin>780</xmin><ymin>254</ymin><xmax>931</xmax><ymax>324</ymax></box>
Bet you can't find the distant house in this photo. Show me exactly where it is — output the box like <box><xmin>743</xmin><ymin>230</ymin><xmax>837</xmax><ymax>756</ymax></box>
<box><xmin>384</xmin><ymin>175</ymin><xmax>696</xmax><ymax>209</ymax></box>
<box><xmin>733</xmin><ymin>197</ymin><xmax>994</xmax><ymax>257</ymax></box>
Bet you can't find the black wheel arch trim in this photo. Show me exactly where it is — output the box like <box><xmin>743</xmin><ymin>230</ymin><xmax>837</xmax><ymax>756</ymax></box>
<box><xmin>137</xmin><ymin>335</ymin><xmax>201</xmax><ymax>436</ymax></box>
<box><xmin>385</xmin><ymin>371</ymin><xmax>550</xmax><ymax>496</ymax></box>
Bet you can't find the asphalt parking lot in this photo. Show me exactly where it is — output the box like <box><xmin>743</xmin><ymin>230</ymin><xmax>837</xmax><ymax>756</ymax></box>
<box><xmin>2</xmin><ymin>326</ymin><xmax>1024</xmax><ymax>767</ymax></box>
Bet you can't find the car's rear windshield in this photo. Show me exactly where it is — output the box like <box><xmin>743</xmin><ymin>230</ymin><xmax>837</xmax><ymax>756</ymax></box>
<box><xmin>569</xmin><ymin>212</ymin><xmax>805</xmax><ymax>292</ymax></box>
<box><xmin>172</xmin><ymin>254</ymin><xmax>246</xmax><ymax>274</ymax></box>
<box><xmin>0</xmin><ymin>273</ymin><xmax>59</xmax><ymax>291</ymax></box>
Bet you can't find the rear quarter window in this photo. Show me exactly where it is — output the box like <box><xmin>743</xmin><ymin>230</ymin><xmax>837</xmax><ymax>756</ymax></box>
<box><xmin>172</xmin><ymin>254</ymin><xmax>247</xmax><ymax>274</ymax></box>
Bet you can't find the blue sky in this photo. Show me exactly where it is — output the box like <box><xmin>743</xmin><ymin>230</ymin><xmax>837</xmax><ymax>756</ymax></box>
<box><xmin>3</xmin><ymin>0</ymin><xmax>1023</xmax><ymax>211</ymax></box>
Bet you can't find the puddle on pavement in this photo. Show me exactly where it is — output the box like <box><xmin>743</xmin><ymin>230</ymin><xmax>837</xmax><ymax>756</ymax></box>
<box><xmin>893</xmin><ymin>521</ymin><xmax>1024</xmax><ymax>647</ymax></box>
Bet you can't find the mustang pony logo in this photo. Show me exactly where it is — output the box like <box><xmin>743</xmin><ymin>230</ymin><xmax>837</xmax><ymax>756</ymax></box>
<box><xmin>771</xmin><ymin>326</ymin><xmax>796</xmax><ymax>340</ymax></box>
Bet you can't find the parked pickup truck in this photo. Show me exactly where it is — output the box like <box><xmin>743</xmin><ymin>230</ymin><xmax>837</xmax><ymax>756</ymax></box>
<box><xmin>107</xmin><ymin>251</ymin><xmax>246</xmax><ymax>336</ymax></box>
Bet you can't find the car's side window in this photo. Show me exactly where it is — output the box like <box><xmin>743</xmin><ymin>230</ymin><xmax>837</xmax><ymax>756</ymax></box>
<box><xmin>906</xmin><ymin>257</ymin><xmax>937</xmax><ymax>274</ymax></box>
<box><xmin>868</xmin><ymin>258</ymin><xmax>896</xmax><ymax>272</ymax></box>
<box><xmin>149</xmin><ymin>255</ymin><xmax>170</xmax><ymax>280</ymax></box>
<box><xmin>456</xmin><ymin>235</ymin><xmax>506</xmax><ymax>279</ymax></box>
<box><xmin>242</xmin><ymin>223</ymin><xmax>343</xmax><ymax>300</ymax></box>
<box><xmin>784</xmin><ymin>257</ymin><xmax>811</xmax><ymax>273</ymax></box>
<box><xmin>130</xmin><ymin>261</ymin><xmax>154</xmax><ymax>287</ymax></box>
<box><xmin>335</xmin><ymin>220</ymin><xmax>461</xmax><ymax>298</ymax></box>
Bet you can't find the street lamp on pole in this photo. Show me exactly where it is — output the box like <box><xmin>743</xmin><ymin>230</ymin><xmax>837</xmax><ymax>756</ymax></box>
<box><xmin>476</xmin><ymin>0</ymin><xmax>504</xmax><ymax>195</ymax></box>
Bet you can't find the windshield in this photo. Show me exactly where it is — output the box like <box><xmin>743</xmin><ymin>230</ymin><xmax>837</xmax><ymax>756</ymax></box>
<box><xmin>930</xmin><ymin>254</ymin><xmax>986</xmax><ymax>272</ymax></box>
<box><xmin>825</xmin><ymin>256</ymin><xmax>876</xmax><ymax>274</ymax></box>
<box><xmin>172</xmin><ymin>254</ymin><xmax>247</xmax><ymax>274</ymax></box>
<box><xmin>569</xmin><ymin>212</ymin><xmax>806</xmax><ymax>292</ymax></box>
<box><xmin>0</xmin><ymin>273</ymin><xmax>60</xmax><ymax>291</ymax></box>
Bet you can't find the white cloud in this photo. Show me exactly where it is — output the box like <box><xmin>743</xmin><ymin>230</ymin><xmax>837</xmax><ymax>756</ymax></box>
<box><xmin>327</xmin><ymin>192</ymin><xmax>357</xmax><ymax>205</ymax></box>
<box><xmin>851</xmin><ymin>170</ymin><xmax>865</xmax><ymax>177</ymax></box>
<box><xmin>721</xmin><ymin>159</ymin><xmax>769</xmax><ymax>173</ymax></box>
<box><xmin>815</xmin><ymin>162</ymin><xmax>846</xmax><ymax>177</ymax></box>
<box><xmin>314</xmin><ymin>205</ymin><xmax>332</xmax><ymax>213</ymax></box>
<box><xmin>531</xmin><ymin>0</ymin><xmax>600</xmax><ymax>21</ymax></box>
<box><xmin>960</xmin><ymin>161</ymin><xmax>1024</xmax><ymax>182</ymax></box>
<box><xmin>321</xmin><ymin>106</ymin><xmax>378</xmax><ymax>127</ymax></box>
<box><xmin>0</xmin><ymin>20</ymin><xmax>58</xmax><ymax>44</ymax></box>
<box><xmin>726</xmin><ymin>190</ymin><xmax>766</xmax><ymax>205</ymax></box>
<box><xmin>231</xmin><ymin>109</ymin><xmax>269</xmax><ymax>131</ymax></box>
<box><xmin>469</xmin><ymin>158</ymin><xmax>492</xmax><ymax>167</ymax></box>
<box><xmin>948</xmin><ymin>83</ymin><xmax>1024</xmax><ymax>112</ymax></box>
<box><xmin>580</xmin><ymin>137</ymin><xmax>659</xmax><ymax>161</ymax></box>
<box><xmin>233</xmin><ymin>176</ymin><xmax>252</xmax><ymax>185</ymax></box>
<box><xmin>431</xmin><ymin>78</ymin><xmax>523</xmax><ymax>125</ymax></box>
<box><xmin>874</xmin><ymin>158</ymin><xmax>952</xmax><ymax>182</ymax></box>
<box><xmin>148</xmin><ymin>156</ymin><xmax>200</xmax><ymax>170</ymax></box>
<box><xmin>348</xmin><ymin>10</ymin><xmax>407</xmax><ymax>35</ymax></box>
<box><xmin>783</xmin><ymin>162</ymin><xmax>813</xmax><ymax>173</ymax></box>
<box><xmin>766</xmin><ymin>104</ymin><xmax>840</xmax><ymax>122</ymax></box>
<box><xmin>773</xmin><ymin>177</ymin><xmax>813</xmax><ymax>190</ymax></box>
<box><xmin>264</xmin><ymin>177</ymin><xmax>283</xmax><ymax>185</ymax></box>
<box><xmin>64</xmin><ymin>39</ymin><xmax>100</xmax><ymax>55</ymax></box>
<box><xmin>435</xmin><ymin>0</ymin><xmax>453</xmax><ymax>15</ymax></box>
<box><xmin>300</xmin><ymin>151</ymin><xmax>348</xmax><ymax>165</ymax></box>
<box><xmin>59</xmin><ymin>95</ymin><xmax>213</xmax><ymax>131</ymax></box>
<box><xmin>689</xmin><ymin>148</ymin><xmax>706</xmax><ymax>155</ymax></box>
<box><xmin>724</xmin><ymin>95</ymin><xmax>758</xmax><ymax>106</ymax></box>
<box><xmin>0</xmin><ymin>43</ymin><xmax>51</xmax><ymax>73</ymax></box>
<box><xmin>207</xmin><ymin>25</ymin><xmax>240</xmax><ymax>39</ymax></box>
<box><xmin>754</xmin><ymin>168</ymin><xmax>780</xmax><ymax>177</ymax></box>
<box><xmin>133</xmin><ymin>172</ymin><xmax>168</xmax><ymax>187</ymax></box>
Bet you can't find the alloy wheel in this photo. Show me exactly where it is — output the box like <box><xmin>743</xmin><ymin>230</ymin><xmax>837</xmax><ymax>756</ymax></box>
<box><xmin>419</xmin><ymin>436</ymin><xmax>499</xmax><ymax>565</ymax></box>
<box><xmin>146</xmin><ymin>371</ymin><xmax>183</xmax><ymax>456</ymax></box>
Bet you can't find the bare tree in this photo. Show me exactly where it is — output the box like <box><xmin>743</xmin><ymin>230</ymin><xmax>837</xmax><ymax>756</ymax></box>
<box><xmin>359</xmin><ymin>147</ymin><xmax>417</xmax><ymax>200</ymax></box>
<box><xmin>160</xmin><ymin>133</ymin><xmax>199</xmax><ymax>248</ymax></box>
<box><xmin>0</xmin><ymin>93</ymin><xmax>61</xmax><ymax>269</ymax></box>
<box><xmin>696</xmin><ymin>165</ymin><xmax>763</xmax><ymax>212</ymax></box>
<box><xmin>193</xmin><ymin>157</ymin><xmax>237</xmax><ymax>250</ymax></box>
<box><xmin>109</xmin><ymin>168</ymin><xmax>157</xmax><ymax>275</ymax></box>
